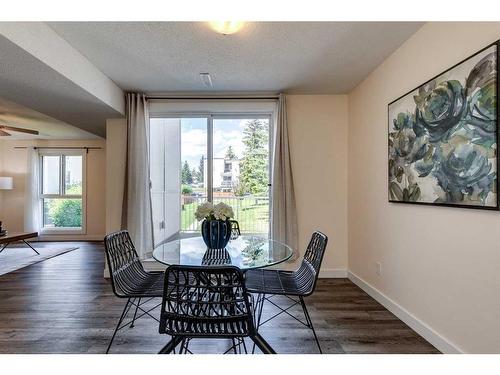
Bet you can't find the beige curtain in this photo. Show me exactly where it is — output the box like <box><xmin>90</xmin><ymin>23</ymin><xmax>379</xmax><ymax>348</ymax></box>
<box><xmin>271</xmin><ymin>93</ymin><xmax>299</xmax><ymax>259</ymax></box>
<box><xmin>24</xmin><ymin>147</ymin><xmax>41</xmax><ymax>233</ymax></box>
<box><xmin>122</xmin><ymin>93</ymin><xmax>154</xmax><ymax>259</ymax></box>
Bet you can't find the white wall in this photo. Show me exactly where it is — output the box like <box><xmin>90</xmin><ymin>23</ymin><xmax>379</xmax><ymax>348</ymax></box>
<box><xmin>348</xmin><ymin>22</ymin><xmax>500</xmax><ymax>353</ymax></box>
<box><xmin>150</xmin><ymin>118</ymin><xmax>181</xmax><ymax>244</ymax></box>
<box><xmin>288</xmin><ymin>95</ymin><xmax>349</xmax><ymax>275</ymax></box>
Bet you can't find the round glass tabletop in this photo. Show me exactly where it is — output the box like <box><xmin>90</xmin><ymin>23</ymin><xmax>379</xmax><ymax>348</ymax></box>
<box><xmin>152</xmin><ymin>235</ymin><xmax>293</xmax><ymax>270</ymax></box>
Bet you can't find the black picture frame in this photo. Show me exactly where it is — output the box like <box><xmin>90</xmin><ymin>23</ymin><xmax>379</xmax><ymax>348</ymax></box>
<box><xmin>387</xmin><ymin>40</ymin><xmax>499</xmax><ymax>211</ymax></box>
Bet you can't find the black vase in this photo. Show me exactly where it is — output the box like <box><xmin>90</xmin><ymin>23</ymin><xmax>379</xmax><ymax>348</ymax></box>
<box><xmin>201</xmin><ymin>219</ymin><xmax>232</xmax><ymax>249</ymax></box>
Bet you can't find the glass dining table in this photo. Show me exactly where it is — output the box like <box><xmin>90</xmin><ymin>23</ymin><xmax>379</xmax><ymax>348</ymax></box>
<box><xmin>152</xmin><ymin>235</ymin><xmax>293</xmax><ymax>270</ymax></box>
<box><xmin>152</xmin><ymin>235</ymin><xmax>292</xmax><ymax>353</ymax></box>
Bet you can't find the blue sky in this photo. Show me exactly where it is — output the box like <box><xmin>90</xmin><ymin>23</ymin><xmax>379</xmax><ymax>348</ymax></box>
<box><xmin>181</xmin><ymin>118</ymin><xmax>256</xmax><ymax>169</ymax></box>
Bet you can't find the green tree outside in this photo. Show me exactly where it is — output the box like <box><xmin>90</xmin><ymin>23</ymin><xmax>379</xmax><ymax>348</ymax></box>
<box><xmin>181</xmin><ymin>160</ymin><xmax>193</xmax><ymax>185</ymax></box>
<box><xmin>191</xmin><ymin>168</ymin><xmax>198</xmax><ymax>183</ymax></box>
<box><xmin>48</xmin><ymin>182</ymin><xmax>82</xmax><ymax>227</ymax></box>
<box><xmin>49</xmin><ymin>200</ymin><xmax>82</xmax><ymax>227</ymax></box>
<box><xmin>239</xmin><ymin>120</ymin><xmax>269</xmax><ymax>195</ymax></box>
<box><xmin>181</xmin><ymin>184</ymin><xmax>193</xmax><ymax>194</ymax></box>
<box><xmin>198</xmin><ymin>156</ymin><xmax>204</xmax><ymax>187</ymax></box>
<box><xmin>225</xmin><ymin>145</ymin><xmax>237</xmax><ymax>159</ymax></box>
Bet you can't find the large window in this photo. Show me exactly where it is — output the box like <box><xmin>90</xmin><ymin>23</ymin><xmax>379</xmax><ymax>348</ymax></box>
<box><xmin>40</xmin><ymin>150</ymin><xmax>85</xmax><ymax>233</ymax></box>
<box><xmin>149</xmin><ymin>114</ymin><xmax>272</xmax><ymax>245</ymax></box>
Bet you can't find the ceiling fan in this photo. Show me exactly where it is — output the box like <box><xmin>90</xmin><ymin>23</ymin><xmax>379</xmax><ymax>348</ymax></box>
<box><xmin>0</xmin><ymin>124</ymin><xmax>39</xmax><ymax>137</ymax></box>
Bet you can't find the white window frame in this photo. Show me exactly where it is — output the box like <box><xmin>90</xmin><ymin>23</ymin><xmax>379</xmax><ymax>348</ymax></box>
<box><xmin>149</xmin><ymin>99</ymin><xmax>276</xmax><ymax>236</ymax></box>
<box><xmin>39</xmin><ymin>149</ymin><xmax>87</xmax><ymax>235</ymax></box>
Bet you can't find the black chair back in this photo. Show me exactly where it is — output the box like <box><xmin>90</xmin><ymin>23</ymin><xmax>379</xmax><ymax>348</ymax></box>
<box><xmin>294</xmin><ymin>231</ymin><xmax>328</xmax><ymax>296</ymax></box>
<box><xmin>104</xmin><ymin>230</ymin><xmax>150</xmax><ymax>297</ymax></box>
<box><xmin>230</xmin><ymin>220</ymin><xmax>241</xmax><ymax>239</ymax></box>
<box><xmin>159</xmin><ymin>265</ymin><xmax>255</xmax><ymax>338</ymax></box>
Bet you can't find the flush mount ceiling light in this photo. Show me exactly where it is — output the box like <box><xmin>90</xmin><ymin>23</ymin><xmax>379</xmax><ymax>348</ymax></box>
<box><xmin>209</xmin><ymin>21</ymin><xmax>245</xmax><ymax>35</ymax></box>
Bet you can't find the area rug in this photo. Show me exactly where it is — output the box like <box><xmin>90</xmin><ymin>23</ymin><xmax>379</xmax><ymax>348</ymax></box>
<box><xmin>0</xmin><ymin>243</ymin><xmax>78</xmax><ymax>276</ymax></box>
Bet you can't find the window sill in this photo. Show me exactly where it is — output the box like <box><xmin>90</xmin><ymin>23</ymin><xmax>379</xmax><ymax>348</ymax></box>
<box><xmin>40</xmin><ymin>228</ymin><xmax>85</xmax><ymax>236</ymax></box>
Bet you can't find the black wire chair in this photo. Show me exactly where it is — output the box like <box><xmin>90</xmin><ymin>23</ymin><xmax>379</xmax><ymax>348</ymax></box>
<box><xmin>201</xmin><ymin>248</ymin><xmax>232</xmax><ymax>266</ymax></box>
<box><xmin>245</xmin><ymin>231</ymin><xmax>328</xmax><ymax>353</ymax></box>
<box><xmin>104</xmin><ymin>230</ymin><xmax>165</xmax><ymax>354</ymax></box>
<box><xmin>229</xmin><ymin>220</ymin><xmax>241</xmax><ymax>239</ymax></box>
<box><xmin>158</xmin><ymin>265</ymin><xmax>276</xmax><ymax>354</ymax></box>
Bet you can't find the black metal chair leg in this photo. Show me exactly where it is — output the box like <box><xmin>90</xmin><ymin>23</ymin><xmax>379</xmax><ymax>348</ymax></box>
<box><xmin>183</xmin><ymin>338</ymin><xmax>191</xmax><ymax>354</ymax></box>
<box><xmin>180</xmin><ymin>338</ymin><xmax>192</xmax><ymax>354</ymax></box>
<box><xmin>106</xmin><ymin>298</ymin><xmax>131</xmax><ymax>354</ymax></box>
<box><xmin>299</xmin><ymin>296</ymin><xmax>322</xmax><ymax>354</ymax></box>
<box><xmin>252</xmin><ymin>293</ymin><xmax>266</xmax><ymax>354</ymax></box>
<box><xmin>231</xmin><ymin>338</ymin><xmax>238</xmax><ymax>354</ymax></box>
<box><xmin>250</xmin><ymin>333</ymin><xmax>276</xmax><ymax>354</ymax></box>
<box><xmin>257</xmin><ymin>294</ymin><xmax>265</xmax><ymax>328</ymax></box>
<box><xmin>159</xmin><ymin>336</ymin><xmax>183</xmax><ymax>354</ymax></box>
<box><xmin>130</xmin><ymin>298</ymin><xmax>141</xmax><ymax>328</ymax></box>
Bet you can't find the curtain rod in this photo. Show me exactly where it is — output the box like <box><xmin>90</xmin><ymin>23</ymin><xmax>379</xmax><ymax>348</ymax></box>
<box><xmin>14</xmin><ymin>146</ymin><xmax>102</xmax><ymax>150</ymax></box>
<box><xmin>146</xmin><ymin>95</ymin><xmax>280</xmax><ymax>100</ymax></box>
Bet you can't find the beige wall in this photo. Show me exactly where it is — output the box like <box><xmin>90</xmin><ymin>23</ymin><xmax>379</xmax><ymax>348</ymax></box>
<box><xmin>348</xmin><ymin>22</ymin><xmax>500</xmax><ymax>353</ymax></box>
<box><xmin>105</xmin><ymin>118</ymin><xmax>127</xmax><ymax>234</ymax></box>
<box><xmin>288</xmin><ymin>95</ymin><xmax>349</xmax><ymax>274</ymax></box>
<box><xmin>0</xmin><ymin>138</ymin><xmax>106</xmax><ymax>240</ymax></box>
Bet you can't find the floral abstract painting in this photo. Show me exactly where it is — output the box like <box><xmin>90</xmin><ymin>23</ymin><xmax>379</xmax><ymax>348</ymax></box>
<box><xmin>388</xmin><ymin>43</ymin><xmax>498</xmax><ymax>209</ymax></box>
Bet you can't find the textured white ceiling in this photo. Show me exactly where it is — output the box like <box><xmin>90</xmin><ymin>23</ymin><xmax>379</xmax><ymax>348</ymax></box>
<box><xmin>0</xmin><ymin>21</ymin><xmax>422</xmax><ymax>139</ymax></box>
<box><xmin>47</xmin><ymin>22</ymin><xmax>423</xmax><ymax>94</ymax></box>
<box><xmin>0</xmin><ymin>97</ymin><xmax>99</xmax><ymax>140</ymax></box>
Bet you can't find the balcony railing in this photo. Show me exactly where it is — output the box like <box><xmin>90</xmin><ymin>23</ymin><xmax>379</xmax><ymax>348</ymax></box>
<box><xmin>181</xmin><ymin>195</ymin><xmax>269</xmax><ymax>234</ymax></box>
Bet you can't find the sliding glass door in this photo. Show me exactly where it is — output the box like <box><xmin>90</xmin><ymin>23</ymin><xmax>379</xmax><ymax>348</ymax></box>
<box><xmin>150</xmin><ymin>114</ymin><xmax>271</xmax><ymax>245</ymax></box>
<box><xmin>211</xmin><ymin>117</ymin><xmax>270</xmax><ymax>234</ymax></box>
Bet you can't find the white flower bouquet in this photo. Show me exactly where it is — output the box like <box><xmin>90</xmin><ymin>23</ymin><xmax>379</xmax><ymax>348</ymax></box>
<box><xmin>195</xmin><ymin>202</ymin><xmax>234</xmax><ymax>221</ymax></box>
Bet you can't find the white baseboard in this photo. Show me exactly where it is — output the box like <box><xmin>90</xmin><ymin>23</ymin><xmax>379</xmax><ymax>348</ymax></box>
<box><xmin>348</xmin><ymin>271</ymin><xmax>463</xmax><ymax>354</ymax></box>
<box><xmin>319</xmin><ymin>268</ymin><xmax>348</xmax><ymax>278</ymax></box>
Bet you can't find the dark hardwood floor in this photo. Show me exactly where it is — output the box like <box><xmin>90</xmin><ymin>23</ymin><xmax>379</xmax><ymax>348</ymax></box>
<box><xmin>0</xmin><ymin>242</ymin><xmax>439</xmax><ymax>354</ymax></box>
